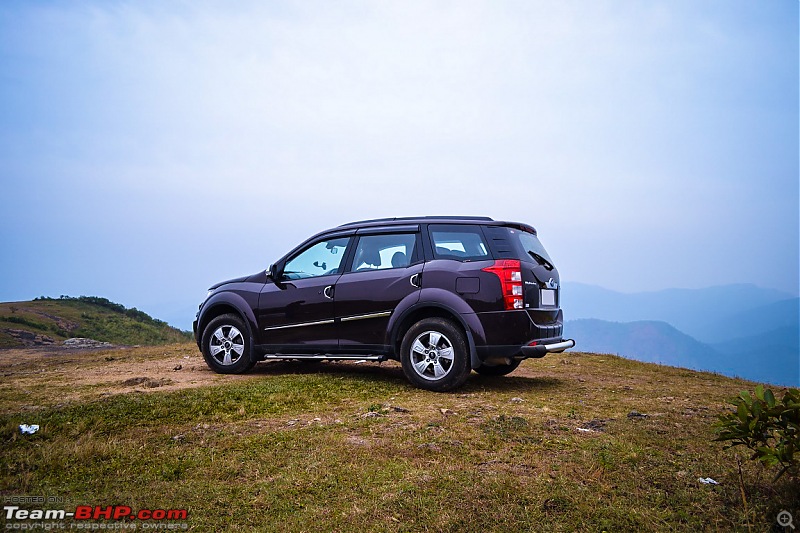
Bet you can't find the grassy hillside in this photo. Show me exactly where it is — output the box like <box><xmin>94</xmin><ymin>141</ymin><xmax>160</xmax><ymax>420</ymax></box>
<box><xmin>0</xmin><ymin>344</ymin><xmax>797</xmax><ymax>531</ymax></box>
<box><xmin>0</xmin><ymin>296</ymin><xmax>192</xmax><ymax>348</ymax></box>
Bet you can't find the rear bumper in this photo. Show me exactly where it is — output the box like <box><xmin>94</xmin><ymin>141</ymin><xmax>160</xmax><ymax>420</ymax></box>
<box><xmin>474</xmin><ymin>338</ymin><xmax>576</xmax><ymax>362</ymax></box>
<box><xmin>520</xmin><ymin>339</ymin><xmax>575</xmax><ymax>358</ymax></box>
<box><xmin>475</xmin><ymin>309</ymin><xmax>564</xmax><ymax>347</ymax></box>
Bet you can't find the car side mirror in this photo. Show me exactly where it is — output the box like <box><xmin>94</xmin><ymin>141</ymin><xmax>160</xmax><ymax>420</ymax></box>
<box><xmin>267</xmin><ymin>263</ymin><xmax>278</xmax><ymax>280</ymax></box>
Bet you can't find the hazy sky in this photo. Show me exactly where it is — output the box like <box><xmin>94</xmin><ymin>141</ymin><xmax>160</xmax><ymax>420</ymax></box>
<box><xmin>1</xmin><ymin>1</ymin><xmax>797</xmax><ymax>329</ymax></box>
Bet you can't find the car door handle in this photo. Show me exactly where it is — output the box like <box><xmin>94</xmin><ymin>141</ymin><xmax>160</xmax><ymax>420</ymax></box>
<box><xmin>323</xmin><ymin>285</ymin><xmax>334</xmax><ymax>299</ymax></box>
<box><xmin>409</xmin><ymin>273</ymin><xmax>421</xmax><ymax>288</ymax></box>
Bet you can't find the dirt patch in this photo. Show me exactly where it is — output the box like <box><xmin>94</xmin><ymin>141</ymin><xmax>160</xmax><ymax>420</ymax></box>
<box><xmin>0</xmin><ymin>343</ymin><xmax>408</xmax><ymax>412</ymax></box>
<box><xmin>0</xmin><ymin>343</ymin><xmax>245</xmax><ymax>411</ymax></box>
<box><xmin>26</xmin><ymin>308</ymin><xmax>79</xmax><ymax>332</ymax></box>
<box><xmin>120</xmin><ymin>376</ymin><xmax>174</xmax><ymax>388</ymax></box>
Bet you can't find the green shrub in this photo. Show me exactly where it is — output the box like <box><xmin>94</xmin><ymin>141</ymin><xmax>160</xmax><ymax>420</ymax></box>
<box><xmin>715</xmin><ymin>385</ymin><xmax>800</xmax><ymax>480</ymax></box>
<box><xmin>0</xmin><ymin>315</ymin><xmax>49</xmax><ymax>331</ymax></box>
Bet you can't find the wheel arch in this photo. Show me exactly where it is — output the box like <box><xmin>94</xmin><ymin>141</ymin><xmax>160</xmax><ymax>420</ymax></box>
<box><xmin>388</xmin><ymin>303</ymin><xmax>482</xmax><ymax>369</ymax></box>
<box><xmin>197</xmin><ymin>296</ymin><xmax>258</xmax><ymax>360</ymax></box>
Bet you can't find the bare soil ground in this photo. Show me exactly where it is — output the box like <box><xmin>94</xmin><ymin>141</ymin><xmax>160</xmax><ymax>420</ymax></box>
<box><xmin>0</xmin><ymin>341</ymin><xmax>745</xmax><ymax>416</ymax></box>
<box><xmin>0</xmin><ymin>343</ymin><xmax>417</xmax><ymax>413</ymax></box>
<box><xmin>0</xmin><ymin>343</ymin><xmax>234</xmax><ymax>412</ymax></box>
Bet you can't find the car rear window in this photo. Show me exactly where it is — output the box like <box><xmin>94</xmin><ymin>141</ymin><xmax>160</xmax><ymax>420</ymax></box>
<box><xmin>483</xmin><ymin>226</ymin><xmax>553</xmax><ymax>268</ymax></box>
<box><xmin>515</xmin><ymin>230</ymin><xmax>553</xmax><ymax>266</ymax></box>
<box><xmin>429</xmin><ymin>225</ymin><xmax>490</xmax><ymax>261</ymax></box>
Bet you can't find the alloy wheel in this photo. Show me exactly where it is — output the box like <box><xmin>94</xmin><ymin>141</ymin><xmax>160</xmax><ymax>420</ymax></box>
<box><xmin>409</xmin><ymin>330</ymin><xmax>455</xmax><ymax>381</ymax></box>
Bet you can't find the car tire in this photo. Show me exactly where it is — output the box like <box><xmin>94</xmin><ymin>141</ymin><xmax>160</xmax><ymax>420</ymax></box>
<box><xmin>474</xmin><ymin>360</ymin><xmax>521</xmax><ymax>376</ymax></box>
<box><xmin>400</xmin><ymin>318</ymin><xmax>471</xmax><ymax>392</ymax></box>
<box><xmin>201</xmin><ymin>314</ymin><xmax>256</xmax><ymax>374</ymax></box>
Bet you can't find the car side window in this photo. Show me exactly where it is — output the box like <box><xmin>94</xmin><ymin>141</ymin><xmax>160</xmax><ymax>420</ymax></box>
<box><xmin>429</xmin><ymin>225</ymin><xmax>490</xmax><ymax>261</ymax></box>
<box><xmin>348</xmin><ymin>233</ymin><xmax>417</xmax><ymax>272</ymax></box>
<box><xmin>283</xmin><ymin>237</ymin><xmax>350</xmax><ymax>280</ymax></box>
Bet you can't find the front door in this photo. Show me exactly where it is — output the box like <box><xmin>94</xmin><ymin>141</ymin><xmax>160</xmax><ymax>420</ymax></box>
<box><xmin>257</xmin><ymin>236</ymin><xmax>351</xmax><ymax>353</ymax></box>
<box><xmin>335</xmin><ymin>232</ymin><xmax>423</xmax><ymax>352</ymax></box>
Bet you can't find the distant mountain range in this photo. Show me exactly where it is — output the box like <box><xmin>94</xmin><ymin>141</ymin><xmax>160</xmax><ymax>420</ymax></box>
<box><xmin>565</xmin><ymin>319</ymin><xmax>713</xmax><ymax>368</ymax></box>
<box><xmin>562</xmin><ymin>283</ymin><xmax>799</xmax><ymax>387</ymax></box>
<box><xmin>562</xmin><ymin>282</ymin><xmax>795</xmax><ymax>342</ymax></box>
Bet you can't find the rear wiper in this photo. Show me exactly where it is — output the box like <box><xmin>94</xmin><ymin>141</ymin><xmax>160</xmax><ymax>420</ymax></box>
<box><xmin>528</xmin><ymin>251</ymin><xmax>554</xmax><ymax>271</ymax></box>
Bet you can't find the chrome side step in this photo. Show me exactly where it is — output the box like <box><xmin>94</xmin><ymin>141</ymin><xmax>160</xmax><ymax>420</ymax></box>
<box><xmin>263</xmin><ymin>354</ymin><xmax>384</xmax><ymax>361</ymax></box>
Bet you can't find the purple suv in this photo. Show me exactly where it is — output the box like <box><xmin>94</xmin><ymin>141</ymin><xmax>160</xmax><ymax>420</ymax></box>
<box><xmin>193</xmin><ymin>216</ymin><xmax>574</xmax><ymax>391</ymax></box>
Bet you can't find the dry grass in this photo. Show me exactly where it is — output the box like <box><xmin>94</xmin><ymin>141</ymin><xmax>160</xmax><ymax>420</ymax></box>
<box><xmin>1</xmin><ymin>344</ymin><xmax>797</xmax><ymax>531</ymax></box>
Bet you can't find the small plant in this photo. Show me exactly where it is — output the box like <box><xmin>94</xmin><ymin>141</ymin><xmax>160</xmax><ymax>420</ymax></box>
<box><xmin>481</xmin><ymin>415</ymin><xmax>529</xmax><ymax>438</ymax></box>
<box><xmin>715</xmin><ymin>385</ymin><xmax>800</xmax><ymax>480</ymax></box>
<box><xmin>366</xmin><ymin>403</ymin><xmax>387</xmax><ymax>414</ymax></box>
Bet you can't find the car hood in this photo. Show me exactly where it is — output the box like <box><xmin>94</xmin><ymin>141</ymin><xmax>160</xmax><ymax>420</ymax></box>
<box><xmin>209</xmin><ymin>271</ymin><xmax>267</xmax><ymax>290</ymax></box>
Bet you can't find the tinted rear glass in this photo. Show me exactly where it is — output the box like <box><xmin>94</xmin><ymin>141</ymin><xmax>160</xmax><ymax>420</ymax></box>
<box><xmin>514</xmin><ymin>229</ymin><xmax>553</xmax><ymax>265</ymax></box>
<box><xmin>483</xmin><ymin>226</ymin><xmax>554</xmax><ymax>267</ymax></box>
<box><xmin>429</xmin><ymin>225</ymin><xmax>490</xmax><ymax>261</ymax></box>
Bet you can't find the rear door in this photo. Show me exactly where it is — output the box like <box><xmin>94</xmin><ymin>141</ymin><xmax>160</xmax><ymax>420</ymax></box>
<box><xmin>334</xmin><ymin>229</ymin><xmax>423</xmax><ymax>352</ymax></box>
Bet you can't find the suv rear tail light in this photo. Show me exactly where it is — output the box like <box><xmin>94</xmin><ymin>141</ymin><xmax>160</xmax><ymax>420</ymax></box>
<box><xmin>482</xmin><ymin>259</ymin><xmax>524</xmax><ymax>310</ymax></box>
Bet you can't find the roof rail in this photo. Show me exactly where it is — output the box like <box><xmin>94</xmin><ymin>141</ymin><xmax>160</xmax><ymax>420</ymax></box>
<box><xmin>338</xmin><ymin>216</ymin><xmax>494</xmax><ymax>227</ymax></box>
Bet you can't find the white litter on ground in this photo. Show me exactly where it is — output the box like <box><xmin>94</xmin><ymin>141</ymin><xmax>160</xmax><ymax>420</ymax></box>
<box><xmin>698</xmin><ymin>477</ymin><xmax>719</xmax><ymax>485</ymax></box>
<box><xmin>19</xmin><ymin>424</ymin><xmax>40</xmax><ymax>435</ymax></box>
